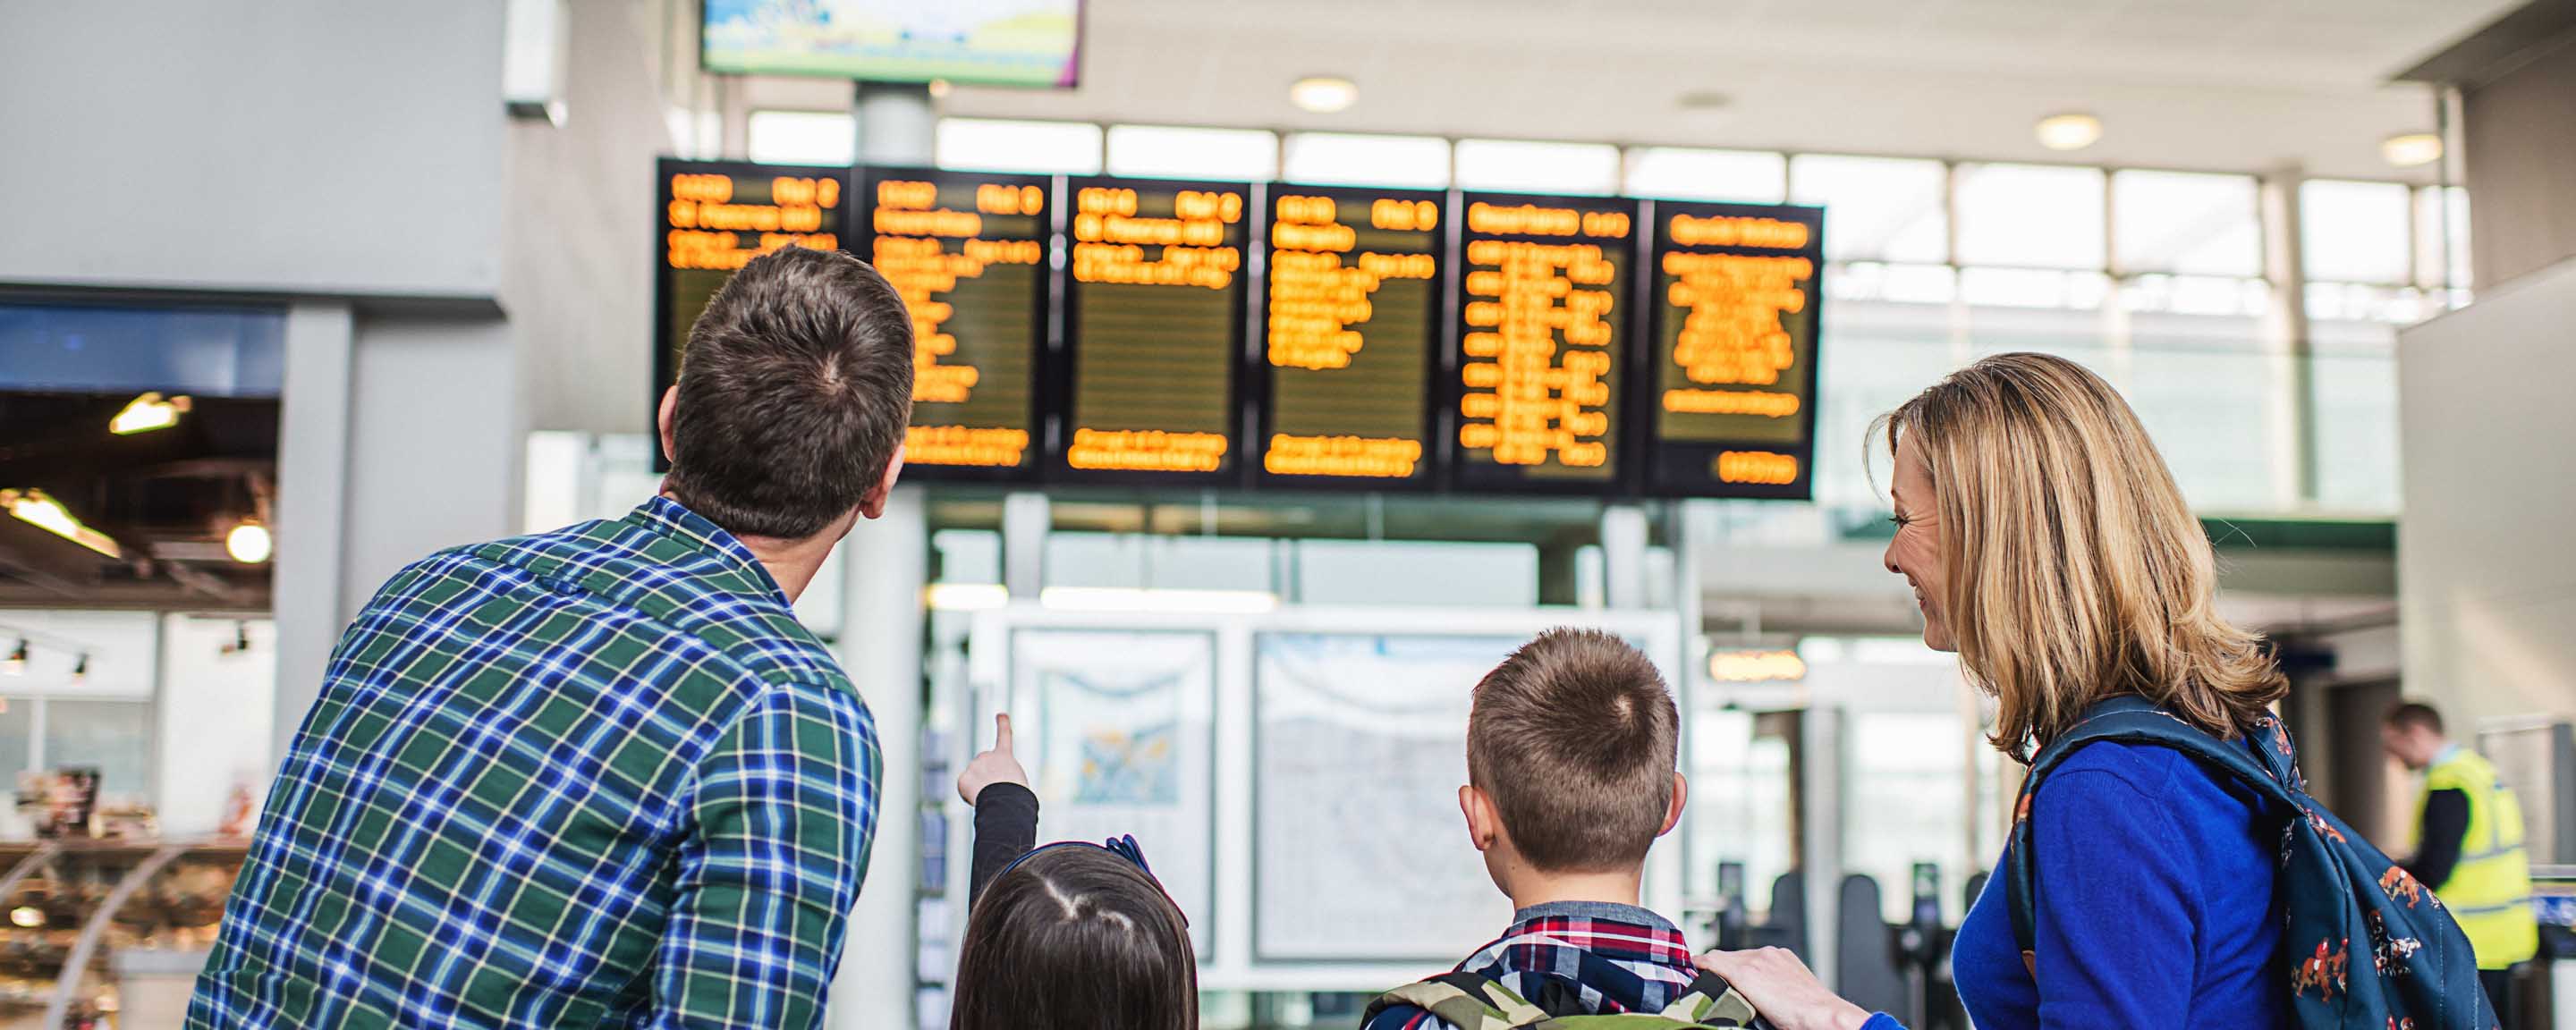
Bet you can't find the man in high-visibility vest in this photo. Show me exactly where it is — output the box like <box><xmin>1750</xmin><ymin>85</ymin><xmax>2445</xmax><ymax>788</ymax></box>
<box><xmin>2382</xmin><ymin>701</ymin><xmax>2539</xmax><ymax>1026</ymax></box>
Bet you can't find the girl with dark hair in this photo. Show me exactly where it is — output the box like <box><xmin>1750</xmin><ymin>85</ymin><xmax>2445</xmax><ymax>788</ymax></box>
<box><xmin>952</xmin><ymin>715</ymin><xmax>1198</xmax><ymax>1030</ymax></box>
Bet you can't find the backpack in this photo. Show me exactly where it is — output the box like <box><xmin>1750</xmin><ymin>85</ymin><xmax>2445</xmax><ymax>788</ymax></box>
<box><xmin>1363</xmin><ymin>969</ymin><xmax>1776</xmax><ymax>1029</ymax></box>
<box><xmin>2005</xmin><ymin>696</ymin><xmax>2498</xmax><ymax>1030</ymax></box>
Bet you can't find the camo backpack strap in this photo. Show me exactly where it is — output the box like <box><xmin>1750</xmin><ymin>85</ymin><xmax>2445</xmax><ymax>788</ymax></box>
<box><xmin>1651</xmin><ymin>971</ymin><xmax>1772</xmax><ymax>1028</ymax></box>
<box><xmin>1364</xmin><ymin>972</ymin><xmax>1553</xmax><ymax>1030</ymax></box>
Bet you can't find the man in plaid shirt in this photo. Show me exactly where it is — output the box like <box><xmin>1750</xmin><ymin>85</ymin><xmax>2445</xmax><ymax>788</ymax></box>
<box><xmin>191</xmin><ymin>247</ymin><xmax>915</xmax><ymax>1028</ymax></box>
<box><xmin>1365</xmin><ymin>629</ymin><xmax>1715</xmax><ymax>1029</ymax></box>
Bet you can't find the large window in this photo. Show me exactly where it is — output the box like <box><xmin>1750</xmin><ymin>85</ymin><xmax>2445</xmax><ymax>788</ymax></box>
<box><xmin>1453</xmin><ymin>139</ymin><xmax>1621</xmax><ymax>195</ymax></box>
<box><xmin>1106</xmin><ymin>124</ymin><xmax>1278</xmax><ymax>182</ymax></box>
<box><xmin>1955</xmin><ymin>164</ymin><xmax>2106</xmax><ymax>270</ymax></box>
<box><xmin>1282</xmin><ymin>133</ymin><xmax>1450</xmax><ymax>190</ymax></box>
<box><xmin>1625</xmin><ymin>148</ymin><xmax>1787</xmax><ymax>204</ymax></box>
<box><xmin>1789</xmin><ymin>155</ymin><xmax>1948</xmax><ymax>265</ymax></box>
<box><xmin>935</xmin><ymin>118</ymin><xmax>1103</xmax><ymax>174</ymax></box>
<box><xmin>2114</xmin><ymin>170</ymin><xmax>2262</xmax><ymax>278</ymax></box>
<box><xmin>746</xmin><ymin>109</ymin><xmax>855</xmax><ymax>166</ymax></box>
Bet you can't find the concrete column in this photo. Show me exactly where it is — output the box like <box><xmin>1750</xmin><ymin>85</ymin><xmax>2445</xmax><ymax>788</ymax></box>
<box><xmin>2258</xmin><ymin>169</ymin><xmax>2318</xmax><ymax>508</ymax></box>
<box><xmin>832</xmin><ymin>484</ymin><xmax>928</xmax><ymax>1028</ymax></box>
<box><xmin>268</xmin><ymin>302</ymin><xmax>353</xmax><ymax>766</ymax></box>
<box><xmin>1802</xmin><ymin>707</ymin><xmax>1845</xmax><ymax>992</ymax></box>
<box><xmin>830</xmin><ymin>79</ymin><xmax>936</xmax><ymax>1030</ymax></box>
<box><xmin>1601</xmin><ymin>504</ymin><xmax>1649</xmax><ymax>609</ymax></box>
<box><xmin>1001</xmin><ymin>493</ymin><xmax>1049</xmax><ymax>600</ymax></box>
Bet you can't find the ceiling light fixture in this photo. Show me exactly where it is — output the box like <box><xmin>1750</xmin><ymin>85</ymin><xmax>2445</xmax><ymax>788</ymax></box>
<box><xmin>1</xmin><ymin>490</ymin><xmax>122</xmax><ymax>558</ymax></box>
<box><xmin>1675</xmin><ymin>89</ymin><xmax>1733</xmax><ymax>112</ymax></box>
<box><xmin>2381</xmin><ymin>132</ymin><xmax>2443</xmax><ymax>168</ymax></box>
<box><xmin>1289</xmin><ymin>76</ymin><xmax>1359</xmax><ymax>114</ymax></box>
<box><xmin>3</xmin><ymin>641</ymin><xmax>23</xmax><ymax>676</ymax></box>
<box><xmin>70</xmin><ymin>655</ymin><xmax>88</xmax><ymax>685</ymax></box>
<box><xmin>109</xmin><ymin>393</ymin><xmax>191</xmax><ymax>435</ymax></box>
<box><xmin>225</xmin><ymin>518</ymin><xmax>274</xmax><ymax>565</ymax></box>
<box><xmin>2035</xmin><ymin>113</ymin><xmax>2103</xmax><ymax>152</ymax></box>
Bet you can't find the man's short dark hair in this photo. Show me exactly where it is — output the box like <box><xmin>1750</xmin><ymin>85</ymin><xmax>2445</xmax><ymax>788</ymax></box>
<box><xmin>665</xmin><ymin>247</ymin><xmax>914</xmax><ymax>540</ymax></box>
<box><xmin>1467</xmin><ymin>628</ymin><xmax>1678</xmax><ymax>873</ymax></box>
<box><xmin>2385</xmin><ymin>701</ymin><xmax>2445</xmax><ymax>736</ymax></box>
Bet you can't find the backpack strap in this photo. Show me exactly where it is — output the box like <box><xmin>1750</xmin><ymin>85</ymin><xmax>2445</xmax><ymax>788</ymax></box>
<box><xmin>2004</xmin><ymin>696</ymin><xmax>2302</xmax><ymax>963</ymax></box>
<box><xmin>1366</xmin><ymin>971</ymin><xmax>1553</xmax><ymax>1030</ymax></box>
<box><xmin>1655</xmin><ymin>971</ymin><xmax>1772</xmax><ymax>1028</ymax></box>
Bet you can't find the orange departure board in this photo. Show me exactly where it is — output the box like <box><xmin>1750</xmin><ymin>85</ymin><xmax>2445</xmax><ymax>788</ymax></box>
<box><xmin>864</xmin><ymin>167</ymin><xmax>1049</xmax><ymax>481</ymax></box>
<box><xmin>652</xmin><ymin>159</ymin><xmax>851</xmax><ymax>469</ymax></box>
<box><xmin>1643</xmin><ymin>200</ymin><xmax>1824</xmax><ymax>498</ymax></box>
<box><xmin>1256</xmin><ymin>186</ymin><xmax>1444</xmax><ymax>487</ymax></box>
<box><xmin>1053</xmin><ymin>175</ymin><xmax>1251</xmax><ymax>485</ymax></box>
<box><xmin>1447</xmin><ymin>192</ymin><xmax>1639</xmax><ymax>494</ymax></box>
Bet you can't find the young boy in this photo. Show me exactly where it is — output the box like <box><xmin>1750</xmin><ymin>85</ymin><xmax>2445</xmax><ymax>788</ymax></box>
<box><xmin>1366</xmin><ymin>628</ymin><xmax>1756</xmax><ymax>1029</ymax></box>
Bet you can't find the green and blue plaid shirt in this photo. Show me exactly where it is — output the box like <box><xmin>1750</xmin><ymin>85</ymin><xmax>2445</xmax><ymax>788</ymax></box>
<box><xmin>192</xmin><ymin>497</ymin><xmax>881</xmax><ymax>1028</ymax></box>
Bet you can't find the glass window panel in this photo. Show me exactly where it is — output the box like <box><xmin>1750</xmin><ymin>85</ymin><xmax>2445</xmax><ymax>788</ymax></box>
<box><xmin>44</xmin><ymin>699</ymin><xmax>152</xmax><ymax>801</ymax></box>
<box><xmin>1686</xmin><ymin>709</ymin><xmax>1794</xmax><ymax>916</ymax></box>
<box><xmin>1954</xmin><ymin>164</ymin><xmax>2105</xmax><ymax>270</ymax></box>
<box><xmin>0</xmin><ymin>699</ymin><xmax>29</xmax><ymax>785</ymax></box>
<box><xmin>1790</xmin><ymin>155</ymin><xmax>1948</xmax><ymax>264</ymax></box>
<box><xmin>2113</xmin><ymin>170</ymin><xmax>2260</xmax><ymax>277</ymax></box>
<box><xmin>1453</xmin><ymin>139</ymin><xmax>1621</xmax><ymax>195</ymax></box>
<box><xmin>2413</xmin><ymin>186</ymin><xmax>2472</xmax><ymax>291</ymax></box>
<box><xmin>1624</xmin><ymin>148</ymin><xmax>1787</xmax><ymax>203</ymax></box>
<box><xmin>2126</xmin><ymin>313</ymin><xmax>2280</xmax><ymax>512</ymax></box>
<box><xmin>1965</xmin><ymin>305</ymin><xmax>2117</xmax><ymax>384</ymax></box>
<box><xmin>1282</xmin><ymin>133</ymin><xmax>1451</xmax><ymax>189</ymax></box>
<box><xmin>1812</xmin><ymin>300</ymin><xmax>1958</xmax><ymax>506</ymax></box>
<box><xmin>1959</xmin><ymin>267</ymin><xmax>2109</xmax><ymax>309</ymax></box>
<box><xmin>2310</xmin><ymin>320</ymin><xmax>2402</xmax><ymax>512</ymax></box>
<box><xmin>1105</xmin><ymin>124</ymin><xmax>1277</xmax><ymax>182</ymax></box>
<box><xmin>2301</xmin><ymin>180</ymin><xmax>2411</xmax><ymax>285</ymax></box>
<box><xmin>746</xmin><ymin>110</ymin><xmax>856</xmax><ymax>166</ymax></box>
<box><xmin>1845</xmin><ymin>709</ymin><xmax>1971</xmax><ymax>923</ymax></box>
<box><xmin>936</xmin><ymin>118</ymin><xmax>1104</xmax><ymax>175</ymax></box>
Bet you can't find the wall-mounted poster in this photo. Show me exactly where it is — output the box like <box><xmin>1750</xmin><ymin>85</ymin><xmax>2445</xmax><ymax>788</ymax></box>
<box><xmin>1004</xmin><ymin>629</ymin><xmax>1216</xmax><ymax>955</ymax></box>
<box><xmin>1252</xmin><ymin>633</ymin><xmax>1522</xmax><ymax>961</ymax></box>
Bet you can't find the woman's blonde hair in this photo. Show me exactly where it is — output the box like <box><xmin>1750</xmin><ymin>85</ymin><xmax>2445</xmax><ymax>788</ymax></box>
<box><xmin>1877</xmin><ymin>352</ymin><xmax>2286</xmax><ymax>759</ymax></box>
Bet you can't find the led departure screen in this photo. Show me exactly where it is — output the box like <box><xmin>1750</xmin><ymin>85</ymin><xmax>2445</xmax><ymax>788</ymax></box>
<box><xmin>866</xmin><ymin>168</ymin><xmax>1050</xmax><ymax>480</ymax></box>
<box><xmin>1257</xmin><ymin>186</ymin><xmax>1443</xmax><ymax>486</ymax></box>
<box><xmin>1644</xmin><ymin>201</ymin><xmax>1824</xmax><ymax>497</ymax></box>
<box><xmin>1055</xmin><ymin>176</ymin><xmax>1250</xmax><ymax>485</ymax></box>
<box><xmin>653</xmin><ymin>159</ymin><xmax>850</xmax><ymax>468</ymax></box>
<box><xmin>652</xmin><ymin>159</ymin><xmax>1827</xmax><ymax>500</ymax></box>
<box><xmin>1448</xmin><ymin>192</ymin><xmax>1637</xmax><ymax>493</ymax></box>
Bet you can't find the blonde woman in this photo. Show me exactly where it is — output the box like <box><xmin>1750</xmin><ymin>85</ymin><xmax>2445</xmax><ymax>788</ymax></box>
<box><xmin>1701</xmin><ymin>353</ymin><xmax>2292</xmax><ymax>1030</ymax></box>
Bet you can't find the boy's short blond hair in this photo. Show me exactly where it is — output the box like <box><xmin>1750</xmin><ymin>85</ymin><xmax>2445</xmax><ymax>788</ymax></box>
<box><xmin>1466</xmin><ymin>628</ymin><xmax>1678</xmax><ymax>873</ymax></box>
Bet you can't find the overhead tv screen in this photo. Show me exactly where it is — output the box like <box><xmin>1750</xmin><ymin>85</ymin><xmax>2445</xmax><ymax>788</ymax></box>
<box><xmin>702</xmin><ymin>0</ymin><xmax>1083</xmax><ymax>88</ymax></box>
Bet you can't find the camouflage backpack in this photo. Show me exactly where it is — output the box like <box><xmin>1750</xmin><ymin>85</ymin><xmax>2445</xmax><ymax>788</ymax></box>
<box><xmin>2006</xmin><ymin>696</ymin><xmax>2499</xmax><ymax>1030</ymax></box>
<box><xmin>1363</xmin><ymin>970</ymin><xmax>1777</xmax><ymax>1029</ymax></box>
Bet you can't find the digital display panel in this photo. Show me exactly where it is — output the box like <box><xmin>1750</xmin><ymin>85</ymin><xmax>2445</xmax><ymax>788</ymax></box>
<box><xmin>1447</xmin><ymin>192</ymin><xmax>1639</xmax><ymax>494</ymax></box>
<box><xmin>1643</xmin><ymin>201</ymin><xmax>1824</xmax><ymax>498</ymax></box>
<box><xmin>1054</xmin><ymin>176</ymin><xmax>1251</xmax><ymax>486</ymax></box>
<box><xmin>652</xmin><ymin>160</ymin><xmax>1828</xmax><ymax>501</ymax></box>
<box><xmin>1256</xmin><ymin>186</ymin><xmax>1444</xmax><ymax>487</ymax></box>
<box><xmin>653</xmin><ymin>159</ymin><xmax>852</xmax><ymax>469</ymax></box>
<box><xmin>865</xmin><ymin>167</ymin><xmax>1050</xmax><ymax>481</ymax></box>
<box><xmin>702</xmin><ymin>0</ymin><xmax>1082</xmax><ymax>89</ymax></box>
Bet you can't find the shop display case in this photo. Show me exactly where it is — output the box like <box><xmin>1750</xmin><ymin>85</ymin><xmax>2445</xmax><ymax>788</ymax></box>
<box><xmin>0</xmin><ymin>840</ymin><xmax>244</xmax><ymax>1030</ymax></box>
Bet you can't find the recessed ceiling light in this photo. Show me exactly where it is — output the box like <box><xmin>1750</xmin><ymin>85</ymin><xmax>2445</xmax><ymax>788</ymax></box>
<box><xmin>1675</xmin><ymin>89</ymin><xmax>1733</xmax><ymax>112</ymax></box>
<box><xmin>2382</xmin><ymin>132</ymin><xmax>2443</xmax><ymax>167</ymax></box>
<box><xmin>1289</xmin><ymin>76</ymin><xmax>1358</xmax><ymax>114</ymax></box>
<box><xmin>2035</xmin><ymin>113</ymin><xmax>2102</xmax><ymax>152</ymax></box>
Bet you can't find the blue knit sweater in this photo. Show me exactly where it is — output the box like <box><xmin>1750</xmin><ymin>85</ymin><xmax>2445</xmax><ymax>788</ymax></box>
<box><xmin>1946</xmin><ymin>739</ymin><xmax>2287</xmax><ymax>1029</ymax></box>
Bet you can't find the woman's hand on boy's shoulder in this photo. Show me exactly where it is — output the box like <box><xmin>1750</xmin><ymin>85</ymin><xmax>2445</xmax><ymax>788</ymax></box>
<box><xmin>958</xmin><ymin>713</ymin><xmax>1031</xmax><ymax>806</ymax></box>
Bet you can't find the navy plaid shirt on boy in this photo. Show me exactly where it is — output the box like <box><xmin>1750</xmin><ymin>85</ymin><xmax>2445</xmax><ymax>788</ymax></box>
<box><xmin>1367</xmin><ymin>901</ymin><xmax>1702</xmax><ymax>1030</ymax></box>
<box><xmin>191</xmin><ymin>497</ymin><xmax>880</xmax><ymax>1029</ymax></box>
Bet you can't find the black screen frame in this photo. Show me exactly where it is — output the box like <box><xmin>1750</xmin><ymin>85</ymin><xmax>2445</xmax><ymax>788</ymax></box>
<box><xmin>1636</xmin><ymin>198</ymin><xmax>1827</xmax><ymax>501</ymax></box>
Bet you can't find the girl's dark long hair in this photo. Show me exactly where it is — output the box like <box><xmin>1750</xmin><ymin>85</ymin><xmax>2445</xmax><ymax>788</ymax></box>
<box><xmin>951</xmin><ymin>847</ymin><xmax>1197</xmax><ymax>1030</ymax></box>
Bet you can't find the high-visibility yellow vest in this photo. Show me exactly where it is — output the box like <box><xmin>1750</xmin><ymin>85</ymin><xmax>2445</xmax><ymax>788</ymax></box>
<box><xmin>2419</xmin><ymin>748</ymin><xmax>2538</xmax><ymax>968</ymax></box>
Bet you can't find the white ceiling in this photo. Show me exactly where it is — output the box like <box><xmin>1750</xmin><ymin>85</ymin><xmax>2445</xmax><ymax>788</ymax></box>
<box><xmin>903</xmin><ymin>0</ymin><xmax>2523</xmax><ymax>182</ymax></box>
